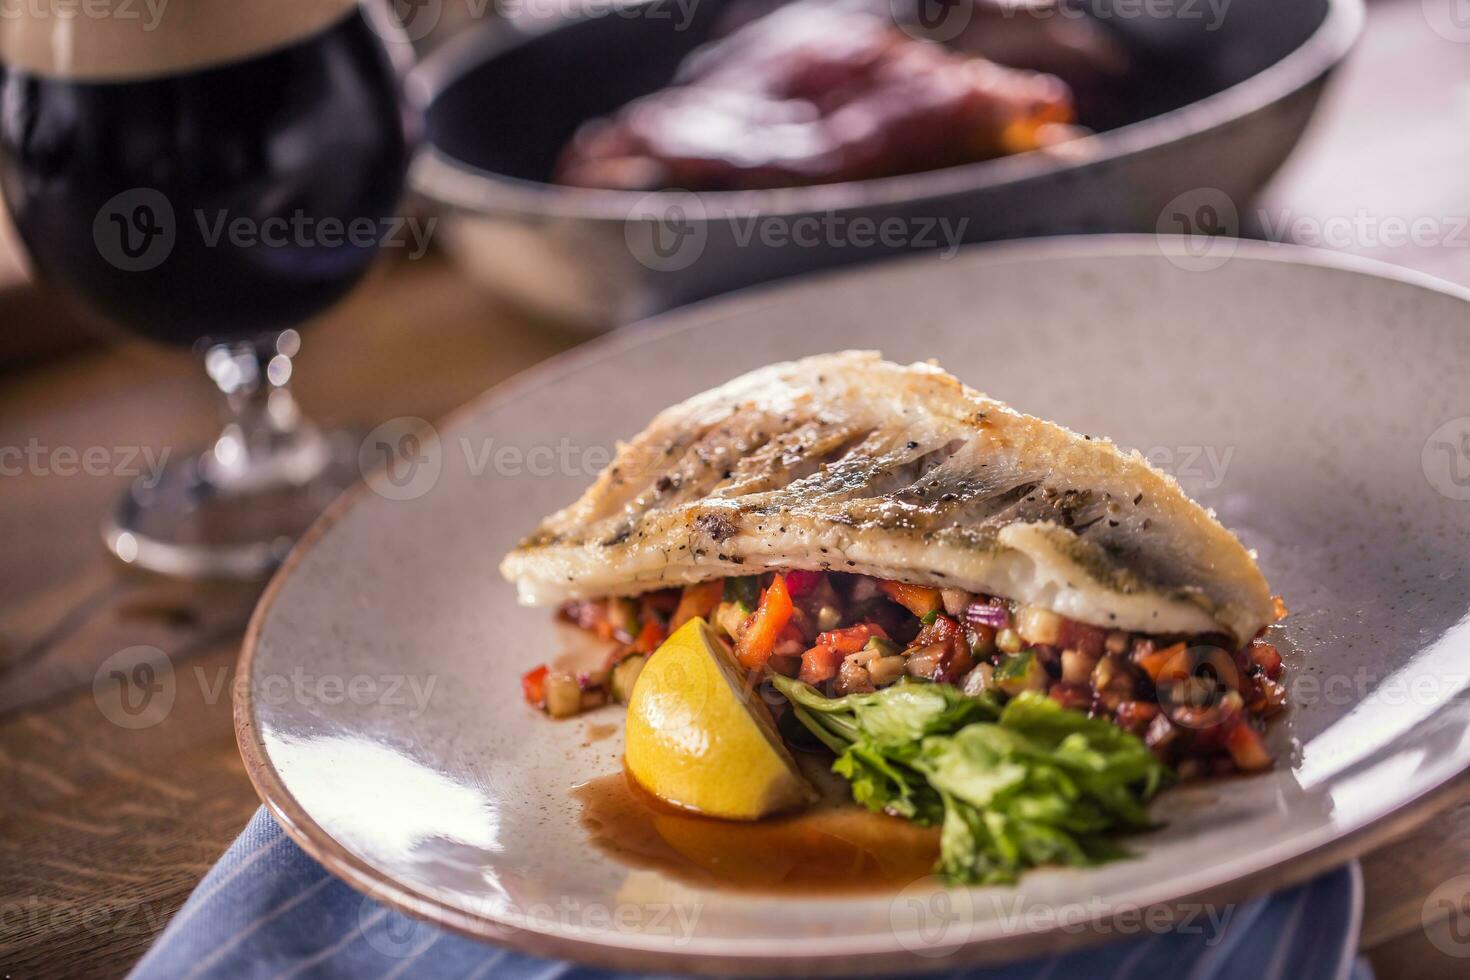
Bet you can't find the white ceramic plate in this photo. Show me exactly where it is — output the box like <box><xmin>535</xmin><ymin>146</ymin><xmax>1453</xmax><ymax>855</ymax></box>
<box><xmin>237</xmin><ymin>237</ymin><xmax>1470</xmax><ymax>975</ymax></box>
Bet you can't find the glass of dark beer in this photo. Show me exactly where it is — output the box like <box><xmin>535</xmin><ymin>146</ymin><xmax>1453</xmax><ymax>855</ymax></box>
<box><xmin>0</xmin><ymin>0</ymin><xmax>413</xmax><ymax>577</ymax></box>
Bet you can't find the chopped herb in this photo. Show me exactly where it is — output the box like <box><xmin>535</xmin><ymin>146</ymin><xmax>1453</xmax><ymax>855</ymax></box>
<box><xmin>994</xmin><ymin>650</ymin><xmax>1035</xmax><ymax>681</ymax></box>
<box><xmin>723</xmin><ymin>575</ymin><xmax>759</xmax><ymax>608</ymax></box>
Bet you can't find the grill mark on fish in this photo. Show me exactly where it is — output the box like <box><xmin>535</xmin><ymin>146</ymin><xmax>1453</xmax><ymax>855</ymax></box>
<box><xmin>884</xmin><ymin>438</ymin><xmax>969</xmax><ymax>502</ymax></box>
<box><xmin>948</xmin><ymin>480</ymin><xmax>1045</xmax><ymax>526</ymax></box>
<box><xmin>783</xmin><ymin>432</ymin><xmax>956</xmax><ymax>502</ymax></box>
<box><xmin>600</xmin><ymin>525</ymin><xmax>633</xmax><ymax>547</ymax></box>
<box><xmin>693</xmin><ymin>512</ymin><xmax>739</xmax><ymax>543</ymax></box>
<box><xmin>610</xmin><ymin>413</ymin><xmax>796</xmax><ymax>520</ymax></box>
<box><xmin>715</xmin><ymin>423</ymin><xmax>875</xmax><ymax>497</ymax></box>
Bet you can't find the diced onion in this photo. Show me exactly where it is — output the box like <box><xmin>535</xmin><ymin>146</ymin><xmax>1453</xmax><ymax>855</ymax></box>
<box><xmin>941</xmin><ymin>589</ymin><xmax>972</xmax><ymax>617</ymax></box>
<box><xmin>1016</xmin><ymin>605</ymin><xmax>1062</xmax><ymax>646</ymax></box>
<box><xmin>965</xmin><ymin>601</ymin><xmax>1011</xmax><ymax>631</ymax></box>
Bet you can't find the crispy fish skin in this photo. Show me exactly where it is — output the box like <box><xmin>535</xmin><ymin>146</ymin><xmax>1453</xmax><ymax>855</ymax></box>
<box><xmin>500</xmin><ymin>351</ymin><xmax>1275</xmax><ymax>645</ymax></box>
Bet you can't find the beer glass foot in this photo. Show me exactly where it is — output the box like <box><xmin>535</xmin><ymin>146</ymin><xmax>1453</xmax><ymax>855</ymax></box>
<box><xmin>102</xmin><ymin>432</ymin><xmax>361</xmax><ymax>580</ymax></box>
<box><xmin>101</xmin><ymin>330</ymin><xmax>362</xmax><ymax>580</ymax></box>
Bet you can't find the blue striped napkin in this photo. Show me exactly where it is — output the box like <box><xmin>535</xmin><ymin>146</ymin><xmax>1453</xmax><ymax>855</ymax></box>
<box><xmin>129</xmin><ymin>808</ymin><xmax>1372</xmax><ymax>980</ymax></box>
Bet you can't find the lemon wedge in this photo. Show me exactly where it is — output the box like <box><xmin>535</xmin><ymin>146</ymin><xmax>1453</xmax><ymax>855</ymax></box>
<box><xmin>625</xmin><ymin>617</ymin><xmax>816</xmax><ymax>820</ymax></box>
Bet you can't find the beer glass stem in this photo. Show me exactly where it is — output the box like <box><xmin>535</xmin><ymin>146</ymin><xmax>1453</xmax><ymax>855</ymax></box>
<box><xmin>202</xmin><ymin>329</ymin><xmax>330</xmax><ymax>495</ymax></box>
<box><xmin>104</xmin><ymin>327</ymin><xmax>360</xmax><ymax>579</ymax></box>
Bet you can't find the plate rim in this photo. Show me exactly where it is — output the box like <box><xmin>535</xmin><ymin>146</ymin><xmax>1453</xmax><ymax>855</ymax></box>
<box><xmin>235</xmin><ymin>235</ymin><xmax>1470</xmax><ymax>975</ymax></box>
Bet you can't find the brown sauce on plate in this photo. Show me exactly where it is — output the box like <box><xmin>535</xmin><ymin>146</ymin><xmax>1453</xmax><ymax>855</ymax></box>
<box><xmin>581</xmin><ymin>722</ymin><xmax>618</xmax><ymax>745</ymax></box>
<box><xmin>573</xmin><ymin>767</ymin><xmax>939</xmax><ymax>896</ymax></box>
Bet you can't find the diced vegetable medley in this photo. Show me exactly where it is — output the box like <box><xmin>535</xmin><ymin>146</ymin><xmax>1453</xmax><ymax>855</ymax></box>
<box><xmin>522</xmin><ymin>571</ymin><xmax>1286</xmax><ymax>777</ymax></box>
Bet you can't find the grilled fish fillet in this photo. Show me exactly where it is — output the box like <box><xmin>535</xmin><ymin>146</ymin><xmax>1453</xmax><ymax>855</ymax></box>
<box><xmin>500</xmin><ymin>352</ymin><xmax>1274</xmax><ymax>645</ymax></box>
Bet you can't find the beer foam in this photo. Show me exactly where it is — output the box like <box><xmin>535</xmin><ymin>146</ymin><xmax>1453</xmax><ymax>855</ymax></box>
<box><xmin>1</xmin><ymin>0</ymin><xmax>365</xmax><ymax>81</ymax></box>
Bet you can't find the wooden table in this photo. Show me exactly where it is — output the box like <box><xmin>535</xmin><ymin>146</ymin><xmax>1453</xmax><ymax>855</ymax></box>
<box><xmin>2</xmin><ymin>1</ymin><xmax>1469</xmax><ymax>975</ymax></box>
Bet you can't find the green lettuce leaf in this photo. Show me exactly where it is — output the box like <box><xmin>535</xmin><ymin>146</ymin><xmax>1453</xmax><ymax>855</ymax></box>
<box><xmin>772</xmin><ymin>679</ymin><xmax>1169</xmax><ymax>885</ymax></box>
